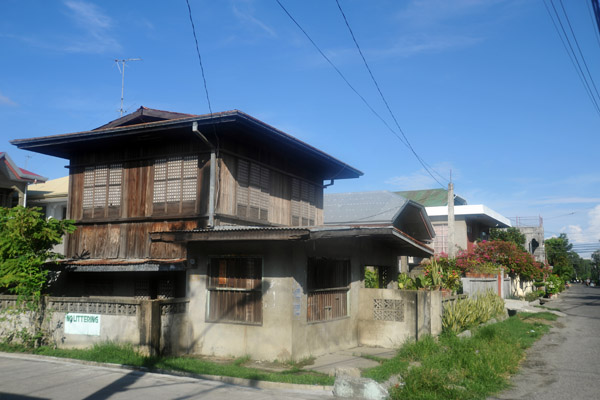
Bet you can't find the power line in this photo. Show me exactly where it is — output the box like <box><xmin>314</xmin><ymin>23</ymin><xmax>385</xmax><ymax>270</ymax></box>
<box><xmin>586</xmin><ymin>0</ymin><xmax>600</xmax><ymax>48</ymax></box>
<box><xmin>274</xmin><ymin>0</ymin><xmax>447</xmax><ymax>188</ymax></box>
<box><xmin>334</xmin><ymin>0</ymin><xmax>448</xmax><ymax>187</ymax></box>
<box><xmin>557</xmin><ymin>0</ymin><xmax>600</xmax><ymax>108</ymax></box>
<box><xmin>543</xmin><ymin>0</ymin><xmax>600</xmax><ymax>117</ymax></box>
<box><xmin>185</xmin><ymin>0</ymin><xmax>213</xmax><ymax>116</ymax></box>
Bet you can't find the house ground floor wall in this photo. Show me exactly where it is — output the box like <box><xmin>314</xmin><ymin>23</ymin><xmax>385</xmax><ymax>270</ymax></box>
<box><xmin>184</xmin><ymin>237</ymin><xmax>399</xmax><ymax>361</ymax></box>
<box><xmin>0</xmin><ymin>236</ymin><xmax>440</xmax><ymax>361</ymax></box>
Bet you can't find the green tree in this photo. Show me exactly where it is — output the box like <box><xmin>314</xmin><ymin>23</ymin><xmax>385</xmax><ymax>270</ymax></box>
<box><xmin>545</xmin><ymin>234</ymin><xmax>574</xmax><ymax>280</ymax></box>
<box><xmin>489</xmin><ymin>227</ymin><xmax>526</xmax><ymax>249</ymax></box>
<box><xmin>569</xmin><ymin>251</ymin><xmax>591</xmax><ymax>280</ymax></box>
<box><xmin>0</xmin><ymin>206</ymin><xmax>75</xmax><ymax>346</ymax></box>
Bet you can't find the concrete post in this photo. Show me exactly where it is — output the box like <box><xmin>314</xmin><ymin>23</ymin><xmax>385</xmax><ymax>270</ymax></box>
<box><xmin>448</xmin><ymin>183</ymin><xmax>455</xmax><ymax>258</ymax></box>
<box><xmin>139</xmin><ymin>300</ymin><xmax>161</xmax><ymax>356</ymax></box>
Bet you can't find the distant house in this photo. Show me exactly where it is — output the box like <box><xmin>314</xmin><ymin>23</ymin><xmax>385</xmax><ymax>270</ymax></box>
<box><xmin>396</xmin><ymin>189</ymin><xmax>511</xmax><ymax>255</ymax></box>
<box><xmin>325</xmin><ymin>190</ymin><xmax>435</xmax><ymax>276</ymax></box>
<box><xmin>0</xmin><ymin>152</ymin><xmax>47</xmax><ymax>207</ymax></box>
<box><xmin>27</xmin><ymin>176</ymin><xmax>69</xmax><ymax>254</ymax></box>
<box><xmin>27</xmin><ymin>176</ymin><xmax>69</xmax><ymax>220</ymax></box>
<box><xmin>11</xmin><ymin>107</ymin><xmax>434</xmax><ymax>360</ymax></box>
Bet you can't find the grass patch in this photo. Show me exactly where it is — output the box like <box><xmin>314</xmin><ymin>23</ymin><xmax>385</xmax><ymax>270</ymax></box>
<box><xmin>0</xmin><ymin>342</ymin><xmax>333</xmax><ymax>386</ymax></box>
<box><xmin>363</xmin><ymin>314</ymin><xmax>554</xmax><ymax>399</ymax></box>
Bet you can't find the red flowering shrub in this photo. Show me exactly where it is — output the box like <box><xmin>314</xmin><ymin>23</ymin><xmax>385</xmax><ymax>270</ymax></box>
<box><xmin>455</xmin><ymin>240</ymin><xmax>544</xmax><ymax>281</ymax></box>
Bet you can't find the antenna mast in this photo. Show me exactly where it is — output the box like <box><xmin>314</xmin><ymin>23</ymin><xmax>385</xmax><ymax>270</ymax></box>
<box><xmin>115</xmin><ymin>58</ymin><xmax>141</xmax><ymax>116</ymax></box>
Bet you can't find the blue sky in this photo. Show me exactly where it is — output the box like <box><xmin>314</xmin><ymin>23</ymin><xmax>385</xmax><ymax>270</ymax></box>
<box><xmin>1</xmin><ymin>0</ymin><xmax>599</xmax><ymax>257</ymax></box>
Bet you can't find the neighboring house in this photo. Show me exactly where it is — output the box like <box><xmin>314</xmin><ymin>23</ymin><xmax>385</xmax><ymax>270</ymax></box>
<box><xmin>324</xmin><ymin>190</ymin><xmax>435</xmax><ymax>277</ymax></box>
<box><xmin>0</xmin><ymin>152</ymin><xmax>47</xmax><ymax>207</ymax></box>
<box><xmin>397</xmin><ymin>189</ymin><xmax>511</xmax><ymax>255</ymax></box>
<box><xmin>27</xmin><ymin>176</ymin><xmax>69</xmax><ymax>254</ymax></box>
<box><xmin>27</xmin><ymin>176</ymin><xmax>69</xmax><ymax>220</ymax></box>
<box><xmin>509</xmin><ymin>217</ymin><xmax>546</xmax><ymax>263</ymax></box>
<box><xmin>11</xmin><ymin>107</ymin><xmax>434</xmax><ymax>360</ymax></box>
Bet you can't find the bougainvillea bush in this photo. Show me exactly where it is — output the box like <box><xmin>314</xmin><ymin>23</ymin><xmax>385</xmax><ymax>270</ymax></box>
<box><xmin>454</xmin><ymin>240</ymin><xmax>546</xmax><ymax>281</ymax></box>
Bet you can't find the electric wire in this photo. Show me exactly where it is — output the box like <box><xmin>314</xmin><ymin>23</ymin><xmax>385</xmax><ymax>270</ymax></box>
<box><xmin>586</xmin><ymin>0</ymin><xmax>600</xmax><ymax>49</ymax></box>
<box><xmin>334</xmin><ymin>0</ymin><xmax>447</xmax><ymax>187</ymax></box>
<box><xmin>543</xmin><ymin>0</ymin><xmax>600</xmax><ymax>116</ymax></box>
<box><xmin>591</xmin><ymin>0</ymin><xmax>600</xmax><ymax>41</ymax></box>
<box><xmin>557</xmin><ymin>0</ymin><xmax>600</xmax><ymax>109</ymax></box>
<box><xmin>274</xmin><ymin>0</ymin><xmax>446</xmax><ymax>188</ymax></box>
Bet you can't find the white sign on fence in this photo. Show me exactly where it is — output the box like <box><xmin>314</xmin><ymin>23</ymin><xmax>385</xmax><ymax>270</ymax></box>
<box><xmin>64</xmin><ymin>313</ymin><xmax>101</xmax><ymax>336</ymax></box>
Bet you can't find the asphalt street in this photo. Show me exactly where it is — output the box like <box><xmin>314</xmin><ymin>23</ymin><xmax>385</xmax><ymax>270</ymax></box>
<box><xmin>490</xmin><ymin>283</ymin><xmax>600</xmax><ymax>400</ymax></box>
<box><xmin>0</xmin><ymin>353</ymin><xmax>332</xmax><ymax>400</ymax></box>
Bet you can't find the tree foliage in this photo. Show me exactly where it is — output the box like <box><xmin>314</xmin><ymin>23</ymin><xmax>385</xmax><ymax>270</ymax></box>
<box><xmin>489</xmin><ymin>227</ymin><xmax>526</xmax><ymax>249</ymax></box>
<box><xmin>545</xmin><ymin>234</ymin><xmax>574</xmax><ymax>280</ymax></box>
<box><xmin>0</xmin><ymin>206</ymin><xmax>76</xmax><ymax>302</ymax></box>
<box><xmin>455</xmin><ymin>240</ymin><xmax>545</xmax><ymax>281</ymax></box>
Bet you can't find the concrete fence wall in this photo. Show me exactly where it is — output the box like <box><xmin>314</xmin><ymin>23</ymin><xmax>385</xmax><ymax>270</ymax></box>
<box><xmin>357</xmin><ymin>289</ymin><xmax>442</xmax><ymax>348</ymax></box>
<box><xmin>461</xmin><ymin>275</ymin><xmax>512</xmax><ymax>299</ymax></box>
<box><xmin>0</xmin><ymin>295</ymin><xmax>188</xmax><ymax>356</ymax></box>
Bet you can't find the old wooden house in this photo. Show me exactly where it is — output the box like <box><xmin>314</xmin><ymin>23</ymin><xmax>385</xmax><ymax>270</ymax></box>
<box><xmin>12</xmin><ymin>107</ymin><xmax>435</xmax><ymax>360</ymax></box>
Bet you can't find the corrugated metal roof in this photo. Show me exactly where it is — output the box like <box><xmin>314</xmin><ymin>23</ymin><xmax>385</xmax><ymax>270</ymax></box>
<box><xmin>324</xmin><ymin>191</ymin><xmax>409</xmax><ymax>224</ymax></box>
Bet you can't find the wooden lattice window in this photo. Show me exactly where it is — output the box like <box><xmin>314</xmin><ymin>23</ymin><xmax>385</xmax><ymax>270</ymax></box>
<box><xmin>307</xmin><ymin>258</ymin><xmax>350</xmax><ymax>322</ymax></box>
<box><xmin>236</xmin><ymin>159</ymin><xmax>270</xmax><ymax>221</ymax></box>
<box><xmin>207</xmin><ymin>257</ymin><xmax>263</xmax><ymax>324</ymax></box>
<box><xmin>291</xmin><ymin>178</ymin><xmax>319</xmax><ymax>226</ymax></box>
<box><xmin>82</xmin><ymin>163</ymin><xmax>122</xmax><ymax>218</ymax></box>
<box><xmin>153</xmin><ymin>155</ymin><xmax>198</xmax><ymax>215</ymax></box>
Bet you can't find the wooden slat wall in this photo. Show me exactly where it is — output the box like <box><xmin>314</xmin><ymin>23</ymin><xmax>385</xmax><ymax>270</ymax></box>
<box><xmin>68</xmin><ymin>220</ymin><xmax>193</xmax><ymax>259</ymax></box>
<box><xmin>216</xmin><ymin>154</ymin><xmax>323</xmax><ymax>227</ymax></box>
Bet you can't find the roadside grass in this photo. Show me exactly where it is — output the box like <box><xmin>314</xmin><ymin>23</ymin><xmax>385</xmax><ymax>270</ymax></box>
<box><xmin>0</xmin><ymin>312</ymin><xmax>558</xmax><ymax>394</ymax></box>
<box><xmin>0</xmin><ymin>342</ymin><xmax>333</xmax><ymax>386</ymax></box>
<box><xmin>363</xmin><ymin>312</ymin><xmax>556</xmax><ymax>400</ymax></box>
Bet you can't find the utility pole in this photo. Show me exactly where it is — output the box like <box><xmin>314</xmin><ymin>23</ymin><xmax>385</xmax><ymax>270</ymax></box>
<box><xmin>448</xmin><ymin>178</ymin><xmax>456</xmax><ymax>258</ymax></box>
<box><xmin>115</xmin><ymin>58</ymin><xmax>141</xmax><ymax>116</ymax></box>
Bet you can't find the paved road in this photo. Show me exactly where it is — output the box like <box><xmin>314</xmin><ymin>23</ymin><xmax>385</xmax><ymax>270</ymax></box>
<box><xmin>490</xmin><ymin>284</ymin><xmax>600</xmax><ymax>400</ymax></box>
<box><xmin>0</xmin><ymin>353</ymin><xmax>332</xmax><ymax>400</ymax></box>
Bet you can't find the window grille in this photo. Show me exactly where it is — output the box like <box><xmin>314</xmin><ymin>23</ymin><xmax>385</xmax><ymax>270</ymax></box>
<box><xmin>207</xmin><ymin>257</ymin><xmax>262</xmax><ymax>324</ymax></box>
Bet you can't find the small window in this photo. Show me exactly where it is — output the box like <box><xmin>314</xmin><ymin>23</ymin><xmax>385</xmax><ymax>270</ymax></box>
<box><xmin>82</xmin><ymin>164</ymin><xmax>122</xmax><ymax>218</ymax></box>
<box><xmin>236</xmin><ymin>159</ymin><xmax>270</xmax><ymax>221</ymax></box>
<box><xmin>307</xmin><ymin>258</ymin><xmax>350</xmax><ymax>322</ymax></box>
<box><xmin>207</xmin><ymin>257</ymin><xmax>263</xmax><ymax>324</ymax></box>
<box><xmin>291</xmin><ymin>178</ymin><xmax>320</xmax><ymax>226</ymax></box>
<box><xmin>153</xmin><ymin>156</ymin><xmax>198</xmax><ymax>215</ymax></box>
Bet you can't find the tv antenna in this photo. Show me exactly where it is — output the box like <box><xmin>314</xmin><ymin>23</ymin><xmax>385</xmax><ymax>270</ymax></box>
<box><xmin>115</xmin><ymin>58</ymin><xmax>142</xmax><ymax>116</ymax></box>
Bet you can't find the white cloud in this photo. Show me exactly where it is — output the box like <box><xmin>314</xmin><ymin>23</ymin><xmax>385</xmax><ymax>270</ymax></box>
<box><xmin>561</xmin><ymin>205</ymin><xmax>600</xmax><ymax>254</ymax></box>
<box><xmin>62</xmin><ymin>1</ymin><xmax>121</xmax><ymax>53</ymax></box>
<box><xmin>231</xmin><ymin>2</ymin><xmax>276</xmax><ymax>38</ymax></box>
<box><xmin>385</xmin><ymin>163</ymin><xmax>454</xmax><ymax>190</ymax></box>
<box><xmin>0</xmin><ymin>92</ymin><xmax>17</xmax><ymax>106</ymax></box>
<box><xmin>397</xmin><ymin>0</ymin><xmax>507</xmax><ymax>26</ymax></box>
<box><xmin>372</xmin><ymin>34</ymin><xmax>484</xmax><ymax>58</ymax></box>
<box><xmin>534</xmin><ymin>197</ymin><xmax>600</xmax><ymax>205</ymax></box>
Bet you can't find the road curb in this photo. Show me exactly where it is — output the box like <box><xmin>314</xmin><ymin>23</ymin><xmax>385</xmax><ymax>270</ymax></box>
<box><xmin>0</xmin><ymin>351</ymin><xmax>334</xmax><ymax>393</ymax></box>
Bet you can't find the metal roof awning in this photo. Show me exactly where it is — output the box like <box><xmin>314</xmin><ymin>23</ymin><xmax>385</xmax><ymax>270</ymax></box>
<box><xmin>59</xmin><ymin>258</ymin><xmax>187</xmax><ymax>272</ymax></box>
<box><xmin>150</xmin><ymin>225</ymin><xmax>434</xmax><ymax>258</ymax></box>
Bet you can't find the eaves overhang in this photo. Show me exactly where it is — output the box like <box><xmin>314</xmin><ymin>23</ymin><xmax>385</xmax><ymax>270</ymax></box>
<box><xmin>10</xmin><ymin>110</ymin><xmax>363</xmax><ymax>180</ymax></box>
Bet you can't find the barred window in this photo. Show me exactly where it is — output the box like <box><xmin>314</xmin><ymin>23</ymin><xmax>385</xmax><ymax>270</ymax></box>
<box><xmin>291</xmin><ymin>178</ymin><xmax>318</xmax><ymax>226</ymax></box>
<box><xmin>237</xmin><ymin>159</ymin><xmax>270</xmax><ymax>221</ymax></box>
<box><xmin>307</xmin><ymin>258</ymin><xmax>350</xmax><ymax>322</ymax></box>
<box><xmin>82</xmin><ymin>164</ymin><xmax>122</xmax><ymax>218</ymax></box>
<box><xmin>153</xmin><ymin>155</ymin><xmax>198</xmax><ymax>215</ymax></box>
<box><xmin>207</xmin><ymin>257</ymin><xmax>262</xmax><ymax>324</ymax></box>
